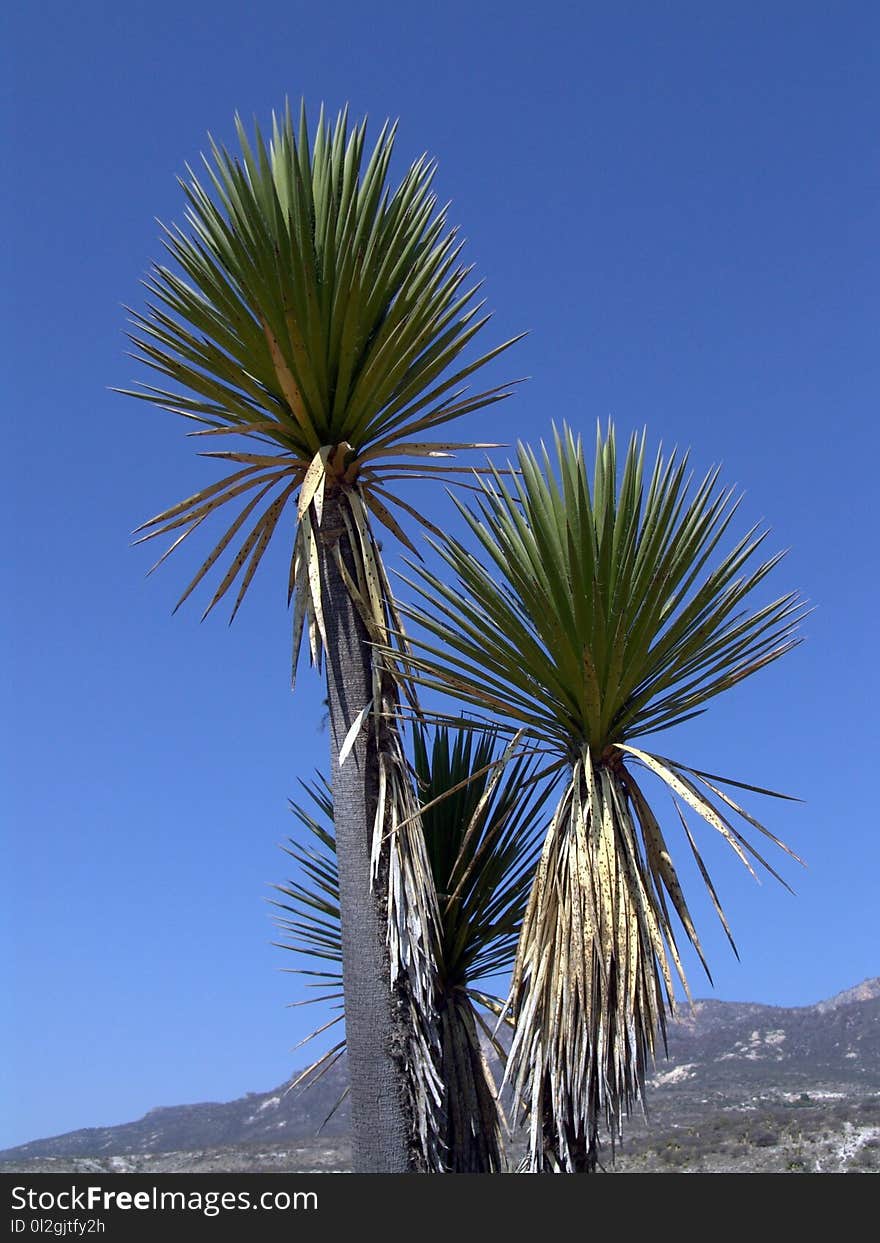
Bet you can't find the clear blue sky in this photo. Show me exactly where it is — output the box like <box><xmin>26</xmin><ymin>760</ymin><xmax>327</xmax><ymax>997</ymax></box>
<box><xmin>3</xmin><ymin>1</ymin><xmax>878</xmax><ymax>1151</ymax></box>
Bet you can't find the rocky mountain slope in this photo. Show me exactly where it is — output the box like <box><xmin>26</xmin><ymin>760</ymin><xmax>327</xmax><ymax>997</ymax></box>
<box><xmin>3</xmin><ymin>978</ymin><xmax>878</xmax><ymax>1173</ymax></box>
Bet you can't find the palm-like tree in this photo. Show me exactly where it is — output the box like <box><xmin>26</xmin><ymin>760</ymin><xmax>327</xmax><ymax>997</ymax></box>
<box><xmin>122</xmin><ymin>103</ymin><xmax>520</xmax><ymax>1171</ymax></box>
<box><xmin>394</xmin><ymin>423</ymin><xmax>806</xmax><ymax>1171</ymax></box>
<box><xmin>273</xmin><ymin>724</ymin><xmax>548</xmax><ymax>1170</ymax></box>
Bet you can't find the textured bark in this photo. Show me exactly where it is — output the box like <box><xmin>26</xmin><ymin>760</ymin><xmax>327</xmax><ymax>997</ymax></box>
<box><xmin>316</xmin><ymin>491</ymin><xmax>421</xmax><ymax>1173</ymax></box>
<box><xmin>439</xmin><ymin>992</ymin><xmax>504</xmax><ymax>1172</ymax></box>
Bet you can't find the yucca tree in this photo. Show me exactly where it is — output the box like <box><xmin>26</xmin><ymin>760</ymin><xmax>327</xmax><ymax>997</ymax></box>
<box><xmin>122</xmin><ymin>102</ymin><xmax>520</xmax><ymax>1171</ymax></box>
<box><xmin>273</xmin><ymin>724</ymin><xmax>548</xmax><ymax>1170</ymax></box>
<box><xmin>393</xmin><ymin>423</ymin><xmax>806</xmax><ymax>1171</ymax></box>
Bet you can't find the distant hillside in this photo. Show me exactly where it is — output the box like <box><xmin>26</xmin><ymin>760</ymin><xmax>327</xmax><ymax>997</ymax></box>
<box><xmin>814</xmin><ymin>977</ymin><xmax>880</xmax><ymax>1013</ymax></box>
<box><xmin>0</xmin><ymin>1061</ymin><xmax>351</xmax><ymax>1162</ymax></box>
<box><xmin>3</xmin><ymin>978</ymin><xmax>879</xmax><ymax>1173</ymax></box>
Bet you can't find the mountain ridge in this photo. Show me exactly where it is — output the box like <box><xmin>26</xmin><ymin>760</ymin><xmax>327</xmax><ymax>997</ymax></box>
<box><xmin>3</xmin><ymin>977</ymin><xmax>878</xmax><ymax>1172</ymax></box>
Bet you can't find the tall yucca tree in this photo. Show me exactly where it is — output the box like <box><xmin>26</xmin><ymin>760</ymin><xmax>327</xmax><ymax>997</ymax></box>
<box><xmin>273</xmin><ymin>724</ymin><xmax>548</xmax><ymax>1170</ymax></box>
<box><xmin>121</xmin><ymin>102</ymin><xmax>520</xmax><ymax>1171</ymax></box>
<box><xmin>393</xmin><ymin>423</ymin><xmax>807</xmax><ymax>1171</ymax></box>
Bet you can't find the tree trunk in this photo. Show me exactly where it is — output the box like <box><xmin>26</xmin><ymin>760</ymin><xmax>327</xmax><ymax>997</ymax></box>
<box><xmin>439</xmin><ymin>991</ymin><xmax>504</xmax><ymax>1171</ymax></box>
<box><xmin>317</xmin><ymin>491</ymin><xmax>421</xmax><ymax>1173</ymax></box>
<box><xmin>540</xmin><ymin>1079</ymin><xmax>600</xmax><ymax>1172</ymax></box>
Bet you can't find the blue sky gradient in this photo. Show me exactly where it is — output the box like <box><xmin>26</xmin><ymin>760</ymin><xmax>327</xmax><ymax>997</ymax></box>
<box><xmin>3</xmin><ymin>0</ymin><xmax>878</xmax><ymax>1150</ymax></box>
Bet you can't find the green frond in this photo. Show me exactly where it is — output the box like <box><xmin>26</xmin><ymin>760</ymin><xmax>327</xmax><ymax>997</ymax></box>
<box><xmin>125</xmin><ymin>101</ymin><xmax>522</xmax><ymax>667</ymax></box>
<box><xmin>397</xmin><ymin>423</ymin><xmax>806</xmax><ymax>752</ymax></box>
<box><xmin>411</xmin><ymin>724</ymin><xmax>550</xmax><ymax>991</ymax></box>
<box><xmin>390</xmin><ymin>421</ymin><xmax>805</xmax><ymax>1170</ymax></box>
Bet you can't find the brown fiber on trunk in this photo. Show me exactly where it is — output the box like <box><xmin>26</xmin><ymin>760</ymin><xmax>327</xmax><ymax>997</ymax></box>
<box><xmin>317</xmin><ymin>489</ymin><xmax>423</xmax><ymax>1173</ymax></box>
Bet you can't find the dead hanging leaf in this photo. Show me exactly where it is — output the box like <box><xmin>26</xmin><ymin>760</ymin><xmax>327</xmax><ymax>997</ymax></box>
<box><xmin>338</xmin><ymin>701</ymin><xmax>372</xmax><ymax>767</ymax></box>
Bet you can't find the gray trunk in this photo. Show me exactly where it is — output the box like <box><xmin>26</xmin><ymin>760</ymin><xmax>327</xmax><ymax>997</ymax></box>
<box><xmin>317</xmin><ymin>491</ymin><xmax>421</xmax><ymax>1173</ymax></box>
